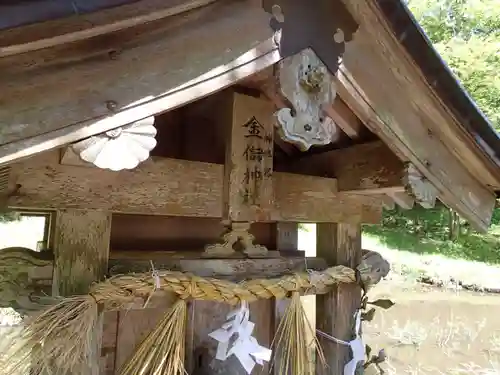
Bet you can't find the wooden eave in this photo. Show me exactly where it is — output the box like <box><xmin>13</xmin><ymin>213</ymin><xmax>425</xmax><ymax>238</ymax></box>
<box><xmin>0</xmin><ymin>0</ymin><xmax>498</xmax><ymax>231</ymax></box>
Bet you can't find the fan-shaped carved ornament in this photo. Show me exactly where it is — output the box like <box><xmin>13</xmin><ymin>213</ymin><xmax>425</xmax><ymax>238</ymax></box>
<box><xmin>72</xmin><ymin>117</ymin><xmax>157</xmax><ymax>171</ymax></box>
<box><xmin>403</xmin><ymin>163</ymin><xmax>438</xmax><ymax>208</ymax></box>
<box><xmin>275</xmin><ymin>48</ymin><xmax>338</xmax><ymax>151</ymax></box>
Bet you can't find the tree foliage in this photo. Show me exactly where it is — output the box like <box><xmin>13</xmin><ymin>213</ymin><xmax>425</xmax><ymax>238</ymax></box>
<box><xmin>408</xmin><ymin>0</ymin><xmax>500</xmax><ymax>130</ymax></box>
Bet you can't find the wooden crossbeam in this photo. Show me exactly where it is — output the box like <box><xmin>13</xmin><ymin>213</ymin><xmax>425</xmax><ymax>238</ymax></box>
<box><xmin>8</xmin><ymin>150</ymin><xmax>382</xmax><ymax>224</ymax></box>
<box><xmin>280</xmin><ymin>141</ymin><xmax>405</xmax><ymax>194</ymax></box>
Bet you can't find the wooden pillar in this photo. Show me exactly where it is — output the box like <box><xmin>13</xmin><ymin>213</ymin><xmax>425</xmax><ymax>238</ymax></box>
<box><xmin>52</xmin><ymin>209</ymin><xmax>112</xmax><ymax>375</ymax></box>
<box><xmin>315</xmin><ymin>223</ymin><xmax>361</xmax><ymax>375</ymax></box>
<box><xmin>273</xmin><ymin>223</ymin><xmax>299</xmax><ymax>373</ymax></box>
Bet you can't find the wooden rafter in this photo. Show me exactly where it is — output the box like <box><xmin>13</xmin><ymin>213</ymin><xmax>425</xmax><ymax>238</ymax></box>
<box><xmin>0</xmin><ymin>0</ymin><xmax>219</xmax><ymax>56</ymax></box>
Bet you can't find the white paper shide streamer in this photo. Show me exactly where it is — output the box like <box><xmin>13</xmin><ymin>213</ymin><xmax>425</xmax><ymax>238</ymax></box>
<box><xmin>316</xmin><ymin>309</ymin><xmax>365</xmax><ymax>375</ymax></box>
<box><xmin>209</xmin><ymin>301</ymin><xmax>272</xmax><ymax>374</ymax></box>
<box><xmin>344</xmin><ymin>310</ymin><xmax>365</xmax><ymax>375</ymax></box>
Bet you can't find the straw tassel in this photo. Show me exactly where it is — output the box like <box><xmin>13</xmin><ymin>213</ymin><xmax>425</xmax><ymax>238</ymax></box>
<box><xmin>1</xmin><ymin>265</ymin><xmax>358</xmax><ymax>375</ymax></box>
<box><xmin>2</xmin><ymin>295</ymin><xmax>99</xmax><ymax>375</ymax></box>
<box><xmin>272</xmin><ymin>292</ymin><xmax>326</xmax><ymax>375</ymax></box>
<box><xmin>119</xmin><ymin>299</ymin><xmax>188</xmax><ymax>375</ymax></box>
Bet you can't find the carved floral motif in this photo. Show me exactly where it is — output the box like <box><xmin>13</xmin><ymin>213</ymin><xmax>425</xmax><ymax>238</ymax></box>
<box><xmin>275</xmin><ymin>49</ymin><xmax>337</xmax><ymax>151</ymax></box>
<box><xmin>72</xmin><ymin>116</ymin><xmax>157</xmax><ymax>171</ymax></box>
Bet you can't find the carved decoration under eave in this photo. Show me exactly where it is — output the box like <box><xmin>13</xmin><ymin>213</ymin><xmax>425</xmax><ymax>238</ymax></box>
<box><xmin>275</xmin><ymin>48</ymin><xmax>338</xmax><ymax>151</ymax></box>
<box><xmin>262</xmin><ymin>0</ymin><xmax>358</xmax><ymax>75</ymax></box>
<box><xmin>0</xmin><ymin>247</ymin><xmax>53</xmax><ymax>316</ymax></box>
<box><xmin>71</xmin><ymin>116</ymin><xmax>157</xmax><ymax>171</ymax></box>
<box><xmin>403</xmin><ymin>163</ymin><xmax>439</xmax><ymax>209</ymax></box>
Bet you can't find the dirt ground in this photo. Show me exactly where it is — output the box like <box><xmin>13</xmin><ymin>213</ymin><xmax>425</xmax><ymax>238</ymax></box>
<box><xmin>363</xmin><ymin>280</ymin><xmax>500</xmax><ymax>375</ymax></box>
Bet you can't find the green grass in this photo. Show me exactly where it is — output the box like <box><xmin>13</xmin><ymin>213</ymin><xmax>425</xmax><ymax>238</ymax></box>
<box><xmin>363</xmin><ymin>207</ymin><xmax>500</xmax><ymax>265</ymax></box>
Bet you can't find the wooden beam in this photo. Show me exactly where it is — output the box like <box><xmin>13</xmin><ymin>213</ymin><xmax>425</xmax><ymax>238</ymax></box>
<box><xmin>316</xmin><ymin>223</ymin><xmax>362</xmax><ymax>375</ymax></box>
<box><xmin>324</xmin><ymin>97</ymin><xmax>363</xmax><ymax>139</ymax></box>
<box><xmin>0</xmin><ymin>0</ymin><xmax>277</xmax><ymax>166</ymax></box>
<box><xmin>388</xmin><ymin>191</ymin><xmax>415</xmax><ymax>210</ymax></box>
<box><xmin>52</xmin><ymin>209</ymin><xmax>112</xmax><ymax>375</ymax></box>
<box><xmin>0</xmin><ymin>0</ymin><xmax>218</xmax><ymax>56</ymax></box>
<box><xmin>8</xmin><ymin>151</ymin><xmax>381</xmax><ymax>224</ymax></box>
<box><xmin>336</xmin><ymin>1</ymin><xmax>496</xmax><ymax>231</ymax></box>
<box><xmin>282</xmin><ymin>141</ymin><xmax>405</xmax><ymax>193</ymax></box>
<box><xmin>109</xmin><ymin>253</ymin><xmax>326</xmax><ymax>280</ymax></box>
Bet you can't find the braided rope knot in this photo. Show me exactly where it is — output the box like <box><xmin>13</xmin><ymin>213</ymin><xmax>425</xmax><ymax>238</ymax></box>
<box><xmin>92</xmin><ymin>265</ymin><xmax>357</xmax><ymax>307</ymax></box>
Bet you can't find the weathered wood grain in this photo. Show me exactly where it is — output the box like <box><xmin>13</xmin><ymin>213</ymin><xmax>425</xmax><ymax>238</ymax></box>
<box><xmin>8</xmin><ymin>151</ymin><xmax>382</xmax><ymax>224</ymax></box>
<box><xmin>224</xmin><ymin>92</ymin><xmax>275</xmax><ymax>222</ymax></box>
<box><xmin>0</xmin><ymin>0</ymin><xmax>277</xmax><ymax>165</ymax></box>
<box><xmin>52</xmin><ymin>209</ymin><xmax>112</xmax><ymax>375</ymax></box>
<box><xmin>0</xmin><ymin>0</ymin><xmax>217</xmax><ymax>56</ymax></box>
<box><xmin>283</xmin><ymin>141</ymin><xmax>405</xmax><ymax>193</ymax></box>
<box><xmin>337</xmin><ymin>0</ymin><xmax>497</xmax><ymax>231</ymax></box>
<box><xmin>114</xmin><ymin>293</ymin><xmax>177</xmax><ymax>372</ymax></box>
<box><xmin>272</xmin><ymin>172</ymin><xmax>382</xmax><ymax>223</ymax></box>
<box><xmin>110</xmin><ymin>215</ymin><xmax>277</xmax><ymax>251</ymax></box>
<box><xmin>315</xmin><ymin>223</ymin><xmax>362</xmax><ymax>375</ymax></box>
<box><xmin>186</xmin><ymin>298</ymin><xmax>272</xmax><ymax>375</ymax></box>
<box><xmin>100</xmin><ymin>312</ymin><xmax>119</xmax><ymax>375</ymax></box>
<box><xmin>108</xmin><ymin>255</ymin><xmax>327</xmax><ymax>280</ymax></box>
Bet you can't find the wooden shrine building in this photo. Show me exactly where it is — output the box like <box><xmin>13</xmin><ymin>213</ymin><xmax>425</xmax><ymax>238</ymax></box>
<box><xmin>1</xmin><ymin>1</ymin><xmax>500</xmax><ymax>375</ymax></box>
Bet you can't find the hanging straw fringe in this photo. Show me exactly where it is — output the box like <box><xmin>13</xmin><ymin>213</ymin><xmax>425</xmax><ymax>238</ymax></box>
<box><xmin>119</xmin><ymin>299</ymin><xmax>188</xmax><ymax>375</ymax></box>
<box><xmin>272</xmin><ymin>292</ymin><xmax>326</xmax><ymax>375</ymax></box>
<box><xmin>3</xmin><ymin>295</ymin><xmax>99</xmax><ymax>375</ymax></box>
<box><xmin>2</xmin><ymin>265</ymin><xmax>356</xmax><ymax>375</ymax></box>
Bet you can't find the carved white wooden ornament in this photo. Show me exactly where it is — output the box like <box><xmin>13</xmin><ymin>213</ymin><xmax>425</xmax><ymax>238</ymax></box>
<box><xmin>209</xmin><ymin>301</ymin><xmax>271</xmax><ymax>374</ymax></box>
<box><xmin>72</xmin><ymin>117</ymin><xmax>157</xmax><ymax>171</ymax></box>
<box><xmin>403</xmin><ymin>163</ymin><xmax>438</xmax><ymax>208</ymax></box>
<box><xmin>275</xmin><ymin>48</ymin><xmax>338</xmax><ymax>151</ymax></box>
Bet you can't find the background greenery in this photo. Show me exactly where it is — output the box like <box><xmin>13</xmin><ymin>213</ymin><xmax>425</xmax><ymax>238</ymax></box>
<box><xmin>409</xmin><ymin>0</ymin><xmax>500</xmax><ymax>130</ymax></box>
<box><xmin>364</xmin><ymin>0</ymin><xmax>500</xmax><ymax>264</ymax></box>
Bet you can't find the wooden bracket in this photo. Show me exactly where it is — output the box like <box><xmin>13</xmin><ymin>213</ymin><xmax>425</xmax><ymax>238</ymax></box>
<box><xmin>275</xmin><ymin>48</ymin><xmax>339</xmax><ymax>150</ymax></box>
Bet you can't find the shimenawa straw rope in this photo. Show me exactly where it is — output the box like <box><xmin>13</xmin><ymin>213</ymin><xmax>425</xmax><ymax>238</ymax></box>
<box><xmin>2</xmin><ymin>265</ymin><xmax>356</xmax><ymax>375</ymax></box>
